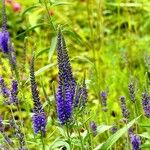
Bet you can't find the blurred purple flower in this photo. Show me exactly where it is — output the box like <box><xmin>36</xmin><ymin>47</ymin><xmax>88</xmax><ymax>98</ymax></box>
<box><xmin>120</xmin><ymin>96</ymin><xmax>130</xmax><ymax>121</ymax></box>
<box><xmin>0</xmin><ymin>77</ymin><xmax>10</xmax><ymax>98</ymax></box>
<box><xmin>9</xmin><ymin>80</ymin><xmax>19</xmax><ymax>104</ymax></box>
<box><xmin>130</xmin><ymin>133</ymin><xmax>141</xmax><ymax>150</ymax></box>
<box><xmin>90</xmin><ymin>121</ymin><xmax>97</xmax><ymax>136</ymax></box>
<box><xmin>128</xmin><ymin>83</ymin><xmax>135</xmax><ymax>103</ymax></box>
<box><xmin>100</xmin><ymin>91</ymin><xmax>108</xmax><ymax>112</ymax></box>
<box><xmin>0</xmin><ymin>30</ymin><xmax>10</xmax><ymax>53</ymax></box>
<box><xmin>142</xmin><ymin>92</ymin><xmax>150</xmax><ymax>118</ymax></box>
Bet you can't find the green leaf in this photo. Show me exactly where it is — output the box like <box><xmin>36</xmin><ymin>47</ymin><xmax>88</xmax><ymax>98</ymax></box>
<box><xmin>93</xmin><ymin>143</ymin><xmax>103</xmax><ymax>150</ymax></box>
<box><xmin>139</xmin><ymin>132</ymin><xmax>150</xmax><ymax>139</ymax></box>
<box><xmin>99</xmin><ymin>115</ymin><xmax>142</xmax><ymax>150</ymax></box>
<box><xmin>16</xmin><ymin>23</ymin><xmax>48</xmax><ymax>38</ymax></box>
<box><xmin>36</xmin><ymin>48</ymin><xmax>49</xmax><ymax>58</ymax></box>
<box><xmin>22</xmin><ymin>4</ymin><xmax>41</xmax><ymax>16</ymax></box>
<box><xmin>51</xmin><ymin>2</ymin><xmax>71</xmax><ymax>7</ymax></box>
<box><xmin>97</xmin><ymin>125</ymin><xmax>112</xmax><ymax>135</ymax></box>
<box><xmin>57</xmin><ymin>127</ymin><xmax>67</xmax><ymax>138</ymax></box>
<box><xmin>49</xmin><ymin>139</ymin><xmax>70</xmax><ymax>150</ymax></box>
<box><xmin>141</xmin><ymin>143</ymin><xmax>150</xmax><ymax>148</ymax></box>
<box><xmin>34</xmin><ymin>63</ymin><xmax>56</xmax><ymax>76</ymax></box>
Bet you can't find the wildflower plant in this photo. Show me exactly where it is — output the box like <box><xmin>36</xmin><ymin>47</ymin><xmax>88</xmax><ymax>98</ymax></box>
<box><xmin>56</xmin><ymin>29</ymin><xmax>76</xmax><ymax>125</ymax></box>
<box><xmin>30</xmin><ymin>55</ymin><xmax>47</xmax><ymax>135</ymax></box>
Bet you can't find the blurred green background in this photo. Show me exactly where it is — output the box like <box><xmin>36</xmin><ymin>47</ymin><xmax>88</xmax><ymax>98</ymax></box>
<box><xmin>0</xmin><ymin>0</ymin><xmax>150</xmax><ymax>149</ymax></box>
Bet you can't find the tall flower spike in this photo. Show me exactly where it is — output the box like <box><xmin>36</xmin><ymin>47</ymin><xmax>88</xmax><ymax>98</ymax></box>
<box><xmin>56</xmin><ymin>29</ymin><xmax>75</xmax><ymax>124</ymax></box>
<box><xmin>9</xmin><ymin>80</ymin><xmax>19</xmax><ymax>104</ymax></box>
<box><xmin>61</xmin><ymin>34</ymin><xmax>76</xmax><ymax>92</ymax></box>
<box><xmin>30</xmin><ymin>55</ymin><xmax>46</xmax><ymax>135</ymax></box>
<box><xmin>142</xmin><ymin>92</ymin><xmax>150</xmax><ymax>118</ymax></box>
<box><xmin>128</xmin><ymin>83</ymin><xmax>135</xmax><ymax>103</ymax></box>
<box><xmin>100</xmin><ymin>91</ymin><xmax>107</xmax><ymax>112</ymax></box>
<box><xmin>90</xmin><ymin>121</ymin><xmax>97</xmax><ymax>136</ymax></box>
<box><xmin>120</xmin><ymin>96</ymin><xmax>130</xmax><ymax>121</ymax></box>
<box><xmin>0</xmin><ymin>0</ymin><xmax>10</xmax><ymax>53</ymax></box>
<box><xmin>0</xmin><ymin>76</ymin><xmax>10</xmax><ymax>98</ymax></box>
<box><xmin>81</xmin><ymin>74</ymin><xmax>87</xmax><ymax>108</ymax></box>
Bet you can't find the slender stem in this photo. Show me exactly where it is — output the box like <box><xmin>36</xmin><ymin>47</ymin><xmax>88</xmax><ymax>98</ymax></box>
<box><xmin>66</xmin><ymin>123</ymin><xmax>72</xmax><ymax>149</ymax></box>
<box><xmin>43</xmin><ymin>0</ymin><xmax>55</xmax><ymax>30</ymax></box>
<box><xmin>125</xmin><ymin>122</ymin><xmax>130</xmax><ymax>150</ymax></box>
<box><xmin>41</xmin><ymin>130</ymin><xmax>45</xmax><ymax>150</ymax></box>
<box><xmin>76</xmin><ymin>121</ymin><xmax>84</xmax><ymax>150</ymax></box>
<box><xmin>134</xmin><ymin>101</ymin><xmax>138</xmax><ymax>134</ymax></box>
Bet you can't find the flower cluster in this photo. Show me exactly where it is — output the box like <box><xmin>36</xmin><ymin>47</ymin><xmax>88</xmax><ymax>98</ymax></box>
<box><xmin>10</xmin><ymin>80</ymin><xmax>19</xmax><ymax>104</ymax></box>
<box><xmin>0</xmin><ymin>0</ymin><xmax>10</xmax><ymax>54</ymax></box>
<box><xmin>100</xmin><ymin>91</ymin><xmax>108</xmax><ymax>112</ymax></box>
<box><xmin>0</xmin><ymin>77</ymin><xmax>19</xmax><ymax>105</ymax></box>
<box><xmin>142</xmin><ymin>92</ymin><xmax>150</xmax><ymax>118</ymax></box>
<box><xmin>128</xmin><ymin>83</ymin><xmax>135</xmax><ymax>103</ymax></box>
<box><xmin>56</xmin><ymin>29</ymin><xmax>77</xmax><ymax>124</ymax></box>
<box><xmin>120</xmin><ymin>96</ymin><xmax>130</xmax><ymax>121</ymax></box>
<box><xmin>0</xmin><ymin>76</ymin><xmax>10</xmax><ymax>99</ymax></box>
<box><xmin>130</xmin><ymin>133</ymin><xmax>141</xmax><ymax>150</ymax></box>
<box><xmin>30</xmin><ymin>55</ymin><xmax>47</xmax><ymax>135</ymax></box>
<box><xmin>9</xmin><ymin>116</ymin><xmax>27</xmax><ymax>150</ymax></box>
<box><xmin>74</xmin><ymin>77</ymin><xmax>87</xmax><ymax>108</ymax></box>
<box><xmin>90</xmin><ymin>121</ymin><xmax>97</xmax><ymax>136</ymax></box>
<box><xmin>0</xmin><ymin>116</ymin><xmax>14</xmax><ymax>146</ymax></box>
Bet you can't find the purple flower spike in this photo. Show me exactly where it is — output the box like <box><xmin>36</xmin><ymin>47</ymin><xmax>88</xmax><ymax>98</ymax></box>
<box><xmin>0</xmin><ymin>76</ymin><xmax>10</xmax><ymax>98</ymax></box>
<box><xmin>90</xmin><ymin>121</ymin><xmax>97</xmax><ymax>136</ymax></box>
<box><xmin>30</xmin><ymin>55</ymin><xmax>47</xmax><ymax>135</ymax></box>
<box><xmin>9</xmin><ymin>80</ymin><xmax>19</xmax><ymax>104</ymax></box>
<box><xmin>128</xmin><ymin>83</ymin><xmax>135</xmax><ymax>103</ymax></box>
<box><xmin>56</xmin><ymin>29</ymin><xmax>76</xmax><ymax>124</ymax></box>
<box><xmin>100</xmin><ymin>91</ymin><xmax>108</xmax><ymax>112</ymax></box>
<box><xmin>130</xmin><ymin>133</ymin><xmax>141</xmax><ymax>150</ymax></box>
<box><xmin>120</xmin><ymin>96</ymin><xmax>130</xmax><ymax>120</ymax></box>
<box><xmin>32</xmin><ymin>112</ymin><xmax>47</xmax><ymax>135</ymax></box>
<box><xmin>0</xmin><ymin>31</ymin><xmax>10</xmax><ymax>53</ymax></box>
<box><xmin>142</xmin><ymin>92</ymin><xmax>150</xmax><ymax>118</ymax></box>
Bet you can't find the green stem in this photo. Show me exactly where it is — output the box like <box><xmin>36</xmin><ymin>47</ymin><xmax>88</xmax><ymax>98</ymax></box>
<box><xmin>134</xmin><ymin>101</ymin><xmax>138</xmax><ymax>134</ymax></box>
<box><xmin>76</xmin><ymin>121</ymin><xmax>84</xmax><ymax>150</ymax></box>
<box><xmin>43</xmin><ymin>0</ymin><xmax>55</xmax><ymax>30</ymax></box>
<box><xmin>66</xmin><ymin>123</ymin><xmax>72</xmax><ymax>149</ymax></box>
<box><xmin>41</xmin><ymin>131</ymin><xmax>45</xmax><ymax>150</ymax></box>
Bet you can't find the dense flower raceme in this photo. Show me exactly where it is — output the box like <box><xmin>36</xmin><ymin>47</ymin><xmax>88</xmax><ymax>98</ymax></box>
<box><xmin>74</xmin><ymin>77</ymin><xmax>87</xmax><ymax>108</ymax></box>
<box><xmin>128</xmin><ymin>83</ymin><xmax>135</xmax><ymax>103</ymax></box>
<box><xmin>100</xmin><ymin>91</ymin><xmax>108</xmax><ymax>112</ymax></box>
<box><xmin>0</xmin><ymin>30</ymin><xmax>10</xmax><ymax>53</ymax></box>
<box><xmin>9</xmin><ymin>117</ymin><xmax>27</xmax><ymax>150</ymax></box>
<box><xmin>0</xmin><ymin>0</ymin><xmax>10</xmax><ymax>53</ymax></box>
<box><xmin>0</xmin><ymin>77</ymin><xmax>19</xmax><ymax>105</ymax></box>
<box><xmin>120</xmin><ymin>96</ymin><xmax>130</xmax><ymax>121</ymax></box>
<box><xmin>30</xmin><ymin>55</ymin><xmax>46</xmax><ymax>135</ymax></box>
<box><xmin>90</xmin><ymin>121</ymin><xmax>97</xmax><ymax>136</ymax></box>
<box><xmin>142</xmin><ymin>92</ymin><xmax>150</xmax><ymax>118</ymax></box>
<box><xmin>56</xmin><ymin>29</ymin><xmax>77</xmax><ymax>124</ymax></box>
<box><xmin>0</xmin><ymin>116</ymin><xmax>14</xmax><ymax>146</ymax></box>
<box><xmin>9</xmin><ymin>80</ymin><xmax>19</xmax><ymax>104</ymax></box>
<box><xmin>0</xmin><ymin>76</ymin><xmax>10</xmax><ymax>98</ymax></box>
<box><xmin>130</xmin><ymin>133</ymin><xmax>141</xmax><ymax>150</ymax></box>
